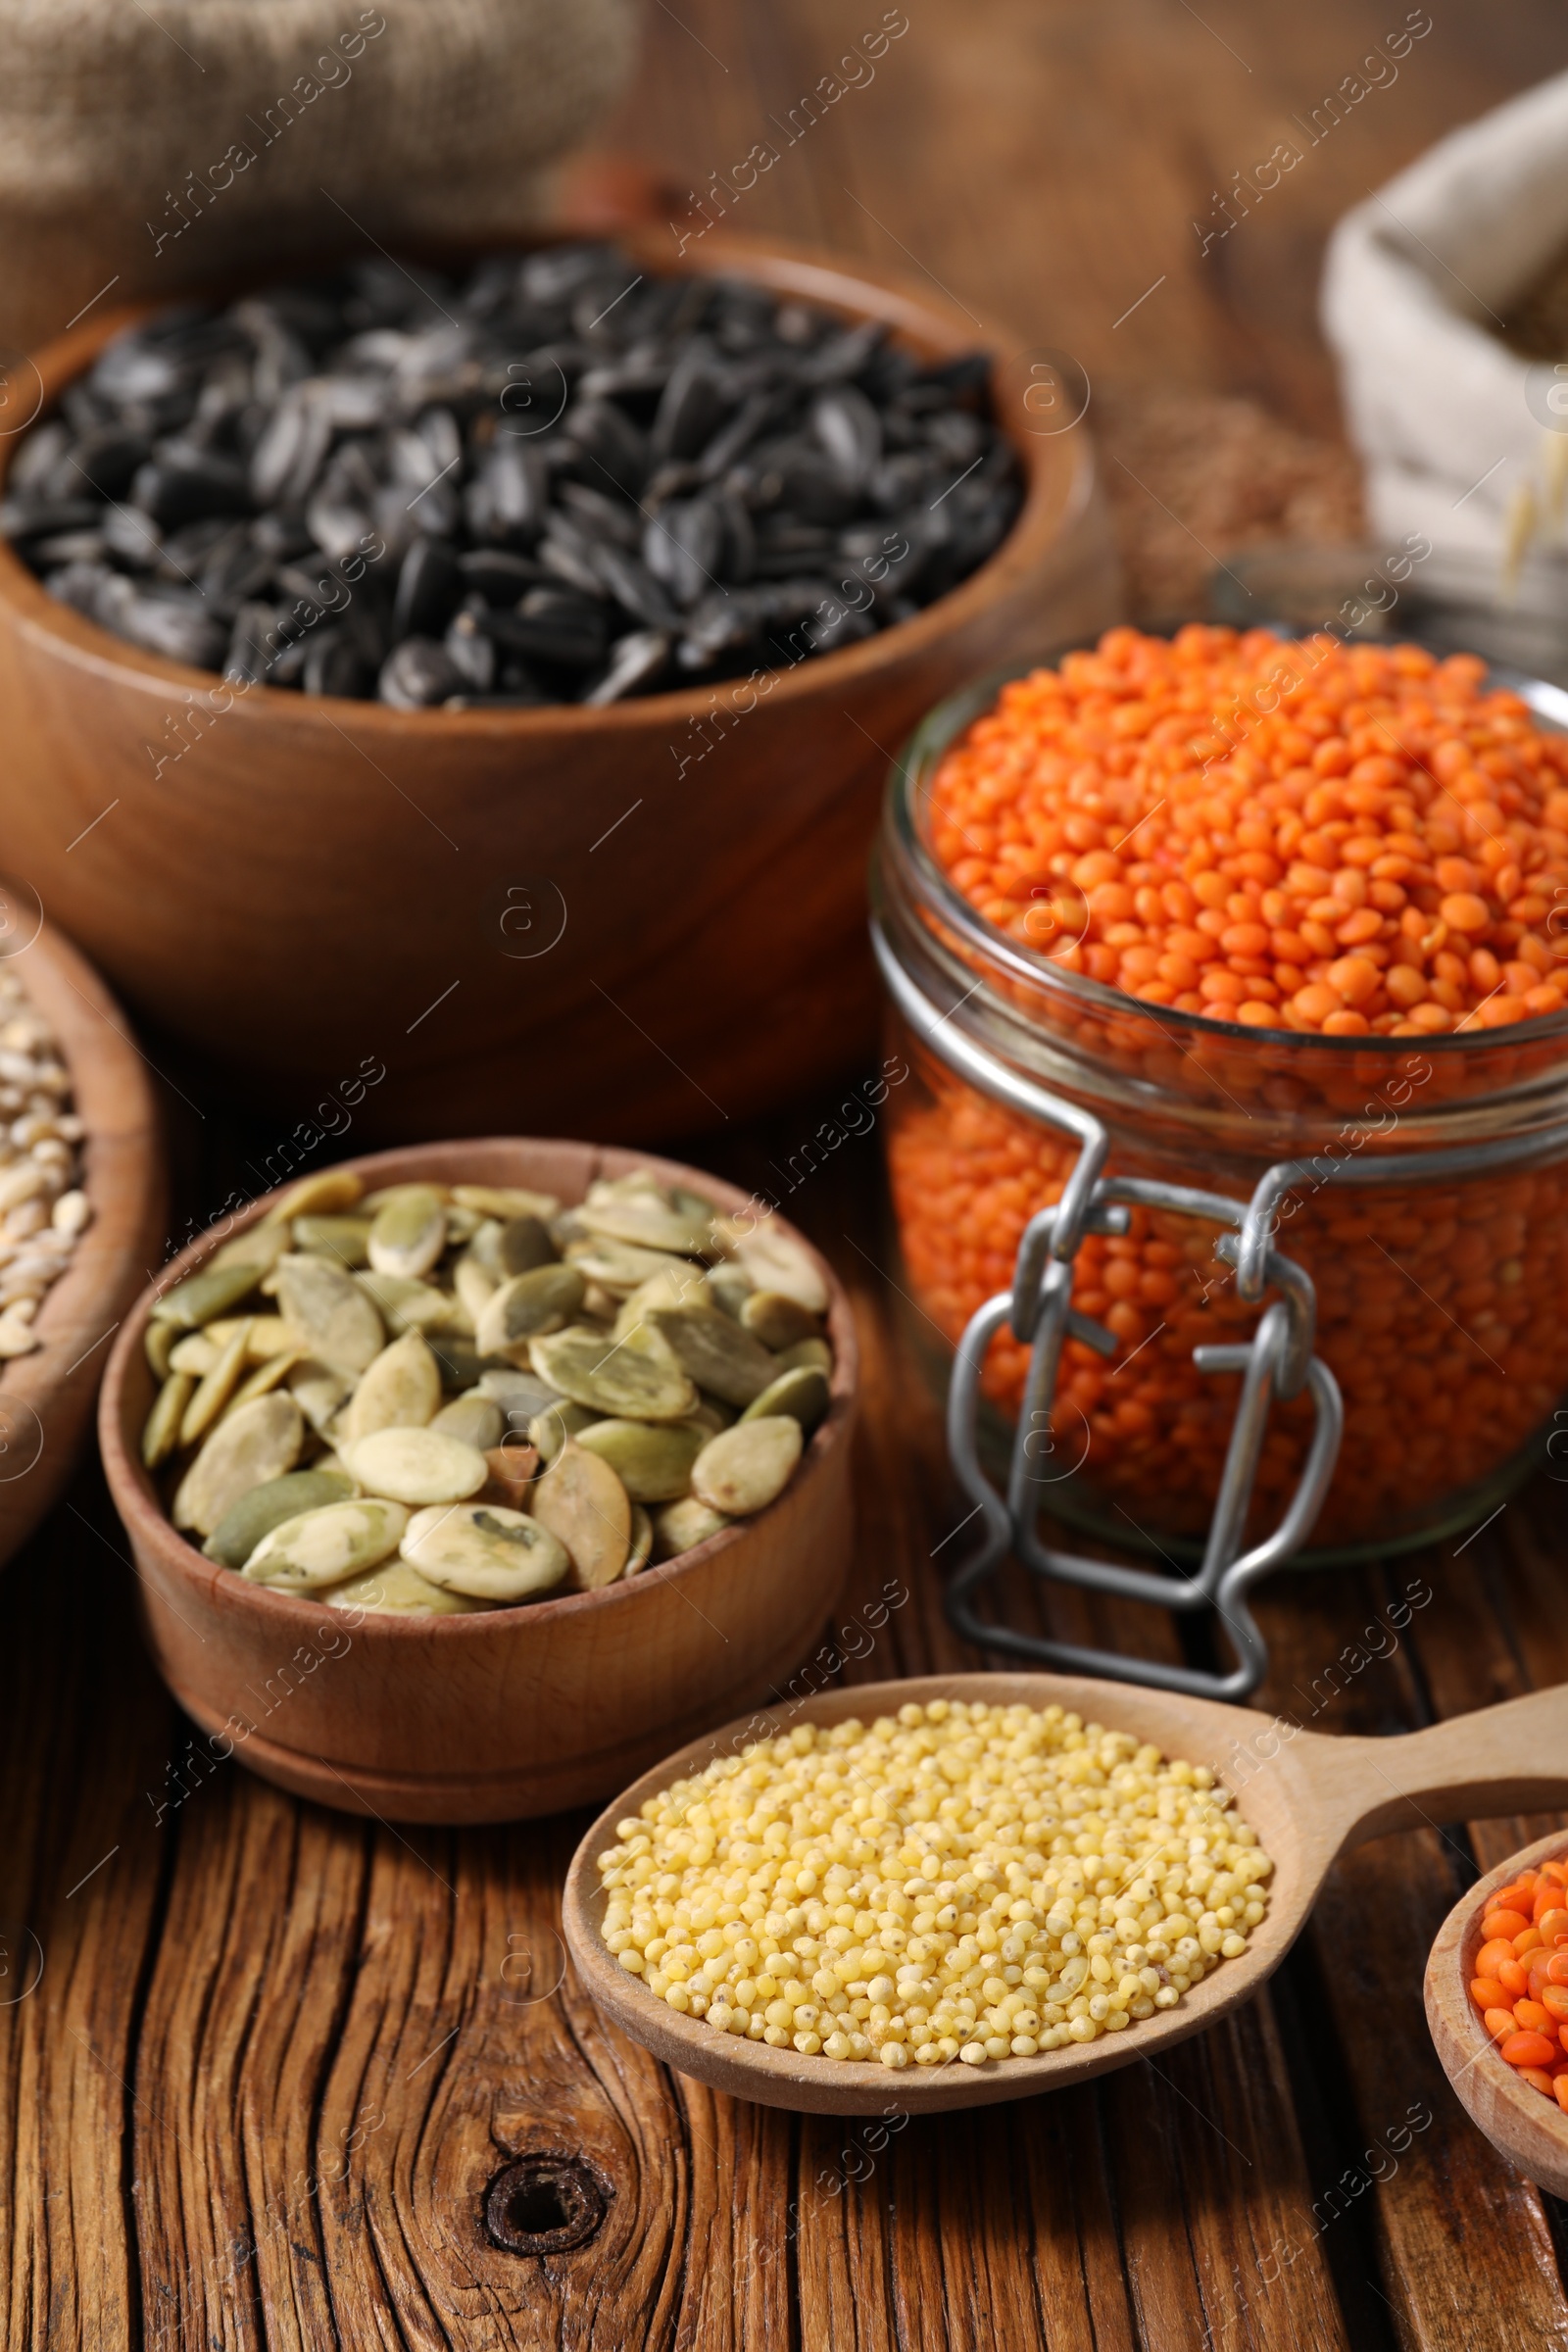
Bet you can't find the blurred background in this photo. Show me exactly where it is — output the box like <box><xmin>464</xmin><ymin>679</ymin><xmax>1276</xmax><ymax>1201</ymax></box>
<box><xmin>8</xmin><ymin>0</ymin><xmax>1568</xmax><ymax>615</ymax></box>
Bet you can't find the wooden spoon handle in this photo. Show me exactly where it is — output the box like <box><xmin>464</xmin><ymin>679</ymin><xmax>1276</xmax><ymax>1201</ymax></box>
<box><xmin>1313</xmin><ymin>1685</ymin><xmax>1568</xmax><ymax>1852</ymax></box>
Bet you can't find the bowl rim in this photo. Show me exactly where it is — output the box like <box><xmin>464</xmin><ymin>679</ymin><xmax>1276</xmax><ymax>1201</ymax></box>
<box><xmin>1424</xmin><ymin>1823</ymin><xmax>1568</xmax><ymax>2118</ymax></box>
<box><xmin>0</xmin><ymin>222</ymin><xmax>1088</xmax><ymax>733</ymax></box>
<box><xmin>98</xmin><ymin>1134</ymin><xmax>858</xmax><ymax>1641</ymax></box>
<box><xmin>0</xmin><ymin>897</ymin><xmax>165</xmax><ymax>1418</ymax></box>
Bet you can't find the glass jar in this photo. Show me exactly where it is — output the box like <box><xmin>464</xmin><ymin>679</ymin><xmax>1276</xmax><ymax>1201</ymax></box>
<box><xmin>871</xmin><ymin>666</ymin><xmax>1568</xmax><ymax>1562</ymax></box>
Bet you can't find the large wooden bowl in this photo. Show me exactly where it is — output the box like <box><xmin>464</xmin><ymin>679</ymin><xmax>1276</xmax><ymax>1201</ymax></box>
<box><xmin>0</xmin><ymin>896</ymin><xmax>165</xmax><ymax>1566</ymax></box>
<box><xmin>1424</xmin><ymin>1826</ymin><xmax>1568</xmax><ymax>2197</ymax></box>
<box><xmin>0</xmin><ymin>226</ymin><xmax>1119</xmax><ymax>1143</ymax></box>
<box><xmin>98</xmin><ymin>1138</ymin><xmax>858</xmax><ymax>1824</ymax></box>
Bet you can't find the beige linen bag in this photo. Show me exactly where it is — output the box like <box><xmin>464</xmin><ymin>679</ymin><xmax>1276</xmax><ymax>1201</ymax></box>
<box><xmin>0</xmin><ymin>0</ymin><xmax>637</xmax><ymax>351</ymax></box>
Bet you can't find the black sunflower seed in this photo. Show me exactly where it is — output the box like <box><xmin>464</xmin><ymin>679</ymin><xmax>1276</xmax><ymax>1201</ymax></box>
<box><xmin>6</xmin><ymin>241</ymin><xmax>1020</xmax><ymax>703</ymax></box>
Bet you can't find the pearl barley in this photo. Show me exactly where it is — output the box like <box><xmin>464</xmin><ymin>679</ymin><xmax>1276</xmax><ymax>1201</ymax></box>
<box><xmin>597</xmin><ymin>1697</ymin><xmax>1272</xmax><ymax>2068</ymax></box>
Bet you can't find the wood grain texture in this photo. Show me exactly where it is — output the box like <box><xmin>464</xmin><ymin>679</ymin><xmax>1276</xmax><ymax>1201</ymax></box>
<box><xmin>102</xmin><ymin>1140</ymin><xmax>858</xmax><ymax>1824</ymax></box>
<box><xmin>1250</xmin><ymin>1558</ymin><xmax>1568</xmax><ymax>2352</ymax></box>
<box><xmin>8</xmin><ymin>2</ymin><xmax>1568</xmax><ymax>2343</ymax></box>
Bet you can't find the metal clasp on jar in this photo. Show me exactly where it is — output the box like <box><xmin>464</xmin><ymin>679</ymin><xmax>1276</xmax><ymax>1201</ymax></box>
<box><xmin>875</xmin><ymin>923</ymin><xmax>1346</xmax><ymax>1697</ymax></box>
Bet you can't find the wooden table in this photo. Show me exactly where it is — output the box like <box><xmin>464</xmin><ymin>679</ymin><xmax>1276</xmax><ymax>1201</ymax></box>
<box><xmin>8</xmin><ymin>2</ymin><xmax>1568</xmax><ymax>2345</ymax></box>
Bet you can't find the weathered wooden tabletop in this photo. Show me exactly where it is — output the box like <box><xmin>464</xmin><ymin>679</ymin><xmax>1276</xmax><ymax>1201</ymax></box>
<box><xmin>8</xmin><ymin>2</ymin><xmax>1568</xmax><ymax>2345</ymax></box>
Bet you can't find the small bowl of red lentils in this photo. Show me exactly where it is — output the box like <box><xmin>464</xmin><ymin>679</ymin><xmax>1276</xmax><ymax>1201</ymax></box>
<box><xmin>1425</xmin><ymin>1830</ymin><xmax>1568</xmax><ymax>2196</ymax></box>
<box><xmin>872</xmin><ymin>626</ymin><xmax>1568</xmax><ymax>1556</ymax></box>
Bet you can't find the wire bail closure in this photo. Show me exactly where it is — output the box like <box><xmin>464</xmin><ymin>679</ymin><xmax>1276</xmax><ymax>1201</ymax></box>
<box><xmin>872</xmin><ymin>922</ymin><xmax>1348</xmax><ymax>1698</ymax></box>
<box><xmin>943</xmin><ymin>1177</ymin><xmax>1344</xmax><ymax>1700</ymax></box>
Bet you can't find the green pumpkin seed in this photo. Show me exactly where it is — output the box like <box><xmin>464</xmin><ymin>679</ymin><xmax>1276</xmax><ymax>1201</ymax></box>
<box><xmin>325</xmin><ymin>1556</ymin><xmax>489</xmax><ymax>1615</ymax></box>
<box><xmin>143</xmin><ymin>1370</ymin><xmax>195</xmax><ymax>1469</ymax></box>
<box><xmin>346</xmin><ymin>1425</ymin><xmax>488</xmax><ymax>1506</ymax></box>
<box><xmin>362</xmin><ymin>1180</ymin><xmax>451</xmax><ymax>1210</ymax></box>
<box><xmin>529</xmin><ymin>1439</ymin><xmax>630</xmax><ymax>1588</ymax></box>
<box><xmin>244</xmin><ymin>1496</ymin><xmax>408</xmax><ymax>1589</ymax></box>
<box><xmin>429</xmin><ymin>1392</ymin><xmax>504</xmax><ymax>1451</ymax></box>
<box><xmin>149</xmin><ymin>1160</ymin><xmax>835</xmax><ymax>1608</ymax></box>
<box><xmin>726</xmin><ymin>1223</ymin><xmax>828</xmax><ymax>1314</ymax></box>
<box><xmin>574</xmin><ymin>1416</ymin><xmax>706</xmax><ymax>1502</ymax></box>
<box><xmin>172</xmin><ymin>1392</ymin><xmax>304</xmax><ymax>1536</ymax></box>
<box><xmin>402</xmin><ymin>1502</ymin><xmax>570</xmax><ymax>1602</ymax></box>
<box><xmin>740</xmin><ymin>1365</ymin><xmax>830</xmax><ymax>1434</ymax></box>
<box><xmin>706</xmin><ymin>1262</ymin><xmax>754</xmax><ymax>1321</ymax></box>
<box><xmin>529</xmin><ymin>1398</ymin><xmax>599</xmax><ymax>1463</ymax></box>
<box><xmin>578</xmin><ymin>1172</ymin><xmax>719</xmax><ymax>1257</ymax></box>
<box><xmin>288</xmin><ymin>1357</ymin><xmax>354</xmax><ymax>1436</ymax></box>
<box><xmin>205</xmin><ymin>1313</ymin><xmax>287</xmax><ymax>1358</ymax></box>
<box><xmin>647</xmin><ymin>1306</ymin><xmax>776</xmax><ymax>1407</ymax></box>
<box><xmin>530</xmin><ymin>1325</ymin><xmax>698</xmax><ymax>1422</ymax></box>
<box><xmin>426</xmin><ymin>1334</ymin><xmax>497</xmax><ymax>1393</ymax></box>
<box><xmin>480</xmin><ymin>1365</ymin><xmax>563</xmax><ymax>1421</ymax></box>
<box><xmin>264</xmin><ymin>1169</ymin><xmax>365</xmax><ymax>1223</ymax></box>
<box><xmin>368</xmin><ymin>1185</ymin><xmax>447</xmax><ymax>1281</ymax></box>
<box><xmin>684</xmin><ymin>1396</ymin><xmax>735</xmax><ymax>1435</ymax></box>
<box><xmin>625</xmin><ymin>1503</ymin><xmax>654</xmax><ymax>1575</ymax></box>
<box><xmin>452</xmin><ymin>1183</ymin><xmax>560</xmax><ymax>1223</ymax></box>
<box><xmin>276</xmin><ymin>1253</ymin><xmax>384</xmax><ymax>1374</ymax></box>
<box><xmin>653</xmin><ymin>1494</ymin><xmax>732</xmax><ymax>1558</ymax></box>
<box><xmin>224</xmin><ymin>1349</ymin><xmax>303</xmax><ymax>1414</ymax></box>
<box><xmin>211</xmin><ymin>1220</ymin><xmax>290</xmax><ymax>1277</ymax></box>
<box><xmin>612</xmin><ymin>1263</ymin><xmax>711</xmax><ymax>1341</ymax></box>
<box><xmin>454</xmin><ymin>1253</ymin><xmax>498</xmax><ymax>1325</ymax></box>
<box><xmin>153</xmin><ymin>1259</ymin><xmax>267</xmax><ymax>1330</ymax></box>
<box><xmin>691</xmin><ymin>1416</ymin><xmax>802</xmax><ymax>1516</ymax></box>
<box><xmin>339</xmin><ymin>1330</ymin><xmax>442</xmax><ymax>1452</ymax></box>
<box><xmin>740</xmin><ymin>1290</ymin><xmax>822</xmax><ymax>1351</ymax></box>
<box><xmin>204</xmin><ymin>1469</ymin><xmax>354</xmax><ymax>1569</ymax></box>
<box><xmin>498</xmin><ymin>1214</ymin><xmax>557</xmax><ymax>1276</ymax></box>
<box><xmin>179</xmin><ymin>1319</ymin><xmax>254</xmax><ymax>1446</ymax></box>
<box><xmin>474</xmin><ymin>1263</ymin><xmax>587</xmax><ymax>1360</ymax></box>
<box><xmin>355</xmin><ymin>1270</ymin><xmax>466</xmax><ymax>1338</ymax></box>
<box><xmin>292</xmin><ymin>1213</ymin><xmax>373</xmax><ymax>1268</ymax></box>
<box><xmin>564</xmin><ymin>1233</ymin><xmax>696</xmax><ymax>1296</ymax></box>
<box><xmin>169</xmin><ymin>1331</ymin><xmax>220</xmax><ymax>1377</ymax></box>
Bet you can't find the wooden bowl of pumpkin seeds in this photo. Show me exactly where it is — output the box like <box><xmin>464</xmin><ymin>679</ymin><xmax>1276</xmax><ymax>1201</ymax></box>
<box><xmin>99</xmin><ymin>1139</ymin><xmax>857</xmax><ymax>1824</ymax></box>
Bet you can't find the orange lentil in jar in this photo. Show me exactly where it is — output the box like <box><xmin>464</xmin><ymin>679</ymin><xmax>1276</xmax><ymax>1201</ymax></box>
<box><xmin>930</xmin><ymin>626</ymin><xmax>1568</xmax><ymax>1036</ymax></box>
<box><xmin>882</xmin><ymin>626</ymin><xmax>1568</xmax><ymax>1547</ymax></box>
<box><xmin>888</xmin><ymin>1076</ymin><xmax>1568</xmax><ymax>1543</ymax></box>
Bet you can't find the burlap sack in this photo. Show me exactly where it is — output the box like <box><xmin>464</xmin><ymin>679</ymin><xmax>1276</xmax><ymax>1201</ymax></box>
<box><xmin>1322</xmin><ymin>68</ymin><xmax>1568</xmax><ymax>561</ymax></box>
<box><xmin>0</xmin><ymin>0</ymin><xmax>638</xmax><ymax>352</ymax></box>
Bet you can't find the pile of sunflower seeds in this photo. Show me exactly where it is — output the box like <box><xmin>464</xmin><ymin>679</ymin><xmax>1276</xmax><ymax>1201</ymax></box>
<box><xmin>141</xmin><ymin>1163</ymin><xmax>834</xmax><ymax>1613</ymax></box>
<box><xmin>3</xmin><ymin>243</ymin><xmax>1022</xmax><ymax>707</ymax></box>
<box><xmin>0</xmin><ymin>966</ymin><xmax>90</xmax><ymax>1360</ymax></box>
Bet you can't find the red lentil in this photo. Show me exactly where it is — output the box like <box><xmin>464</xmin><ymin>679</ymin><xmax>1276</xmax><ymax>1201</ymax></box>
<box><xmin>885</xmin><ymin>627</ymin><xmax>1568</xmax><ymax>1546</ymax></box>
<box><xmin>1468</xmin><ymin>1859</ymin><xmax>1568</xmax><ymax>2112</ymax></box>
<box><xmin>929</xmin><ymin>627</ymin><xmax>1568</xmax><ymax>1039</ymax></box>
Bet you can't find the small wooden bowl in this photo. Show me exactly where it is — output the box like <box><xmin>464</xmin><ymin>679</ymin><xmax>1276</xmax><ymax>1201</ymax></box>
<box><xmin>0</xmin><ymin>895</ymin><xmax>165</xmax><ymax>1568</ymax></box>
<box><xmin>98</xmin><ymin>1138</ymin><xmax>858</xmax><ymax>1824</ymax></box>
<box><xmin>1425</xmin><ymin>1826</ymin><xmax>1568</xmax><ymax>2196</ymax></box>
<box><xmin>0</xmin><ymin>226</ymin><xmax>1118</xmax><ymax>1143</ymax></box>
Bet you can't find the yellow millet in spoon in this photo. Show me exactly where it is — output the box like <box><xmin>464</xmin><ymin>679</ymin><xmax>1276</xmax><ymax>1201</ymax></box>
<box><xmin>596</xmin><ymin>1696</ymin><xmax>1273</xmax><ymax>2068</ymax></box>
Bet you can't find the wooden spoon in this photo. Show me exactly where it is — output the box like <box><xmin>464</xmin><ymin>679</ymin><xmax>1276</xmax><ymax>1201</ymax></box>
<box><xmin>1425</xmin><ymin>1826</ymin><xmax>1568</xmax><ymax>2196</ymax></box>
<box><xmin>563</xmin><ymin>1672</ymin><xmax>1568</xmax><ymax>2116</ymax></box>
